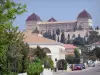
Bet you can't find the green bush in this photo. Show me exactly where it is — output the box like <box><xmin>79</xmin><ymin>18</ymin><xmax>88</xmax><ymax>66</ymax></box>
<box><xmin>27</xmin><ymin>59</ymin><xmax>43</xmax><ymax>75</ymax></box>
<box><xmin>44</xmin><ymin>57</ymin><xmax>54</xmax><ymax>69</ymax></box>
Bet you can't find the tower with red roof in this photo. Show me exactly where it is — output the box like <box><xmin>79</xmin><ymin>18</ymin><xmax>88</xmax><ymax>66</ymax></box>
<box><xmin>77</xmin><ymin>10</ymin><xmax>92</xmax><ymax>30</ymax></box>
<box><xmin>26</xmin><ymin>13</ymin><xmax>41</xmax><ymax>31</ymax></box>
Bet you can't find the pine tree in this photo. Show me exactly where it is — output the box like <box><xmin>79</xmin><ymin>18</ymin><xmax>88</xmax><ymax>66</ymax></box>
<box><xmin>56</xmin><ymin>28</ymin><xmax>60</xmax><ymax>36</ymax></box>
<box><xmin>52</xmin><ymin>29</ymin><xmax>56</xmax><ymax>40</ymax></box>
<box><xmin>95</xmin><ymin>26</ymin><xmax>99</xmax><ymax>30</ymax></box>
<box><xmin>56</xmin><ymin>28</ymin><xmax>60</xmax><ymax>42</ymax></box>
<box><xmin>60</xmin><ymin>32</ymin><xmax>65</xmax><ymax>43</ymax></box>
<box><xmin>32</xmin><ymin>27</ymin><xmax>39</xmax><ymax>33</ymax></box>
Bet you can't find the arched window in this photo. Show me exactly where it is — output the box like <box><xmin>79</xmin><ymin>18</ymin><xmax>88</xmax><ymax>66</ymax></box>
<box><xmin>43</xmin><ymin>48</ymin><xmax>51</xmax><ymax>53</ymax></box>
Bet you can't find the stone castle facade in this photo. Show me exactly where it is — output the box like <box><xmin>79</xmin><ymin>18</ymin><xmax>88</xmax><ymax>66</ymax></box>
<box><xmin>25</xmin><ymin>10</ymin><xmax>96</xmax><ymax>41</ymax></box>
<box><xmin>26</xmin><ymin>10</ymin><xmax>92</xmax><ymax>33</ymax></box>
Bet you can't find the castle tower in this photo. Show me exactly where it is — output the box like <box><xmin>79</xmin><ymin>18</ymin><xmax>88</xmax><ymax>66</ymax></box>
<box><xmin>26</xmin><ymin>13</ymin><xmax>41</xmax><ymax>32</ymax></box>
<box><xmin>47</xmin><ymin>17</ymin><xmax>57</xmax><ymax>22</ymax></box>
<box><xmin>77</xmin><ymin>10</ymin><xmax>92</xmax><ymax>30</ymax></box>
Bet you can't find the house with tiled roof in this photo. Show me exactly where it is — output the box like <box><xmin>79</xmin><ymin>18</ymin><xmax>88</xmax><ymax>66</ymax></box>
<box><xmin>64</xmin><ymin>44</ymin><xmax>81</xmax><ymax>55</ymax></box>
<box><xmin>23</xmin><ymin>31</ymin><xmax>65</xmax><ymax>67</ymax></box>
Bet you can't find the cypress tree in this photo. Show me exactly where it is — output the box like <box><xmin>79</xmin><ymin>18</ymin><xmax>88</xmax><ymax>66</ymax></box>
<box><xmin>52</xmin><ymin>29</ymin><xmax>56</xmax><ymax>40</ymax></box>
<box><xmin>60</xmin><ymin>32</ymin><xmax>65</xmax><ymax>43</ymax></box>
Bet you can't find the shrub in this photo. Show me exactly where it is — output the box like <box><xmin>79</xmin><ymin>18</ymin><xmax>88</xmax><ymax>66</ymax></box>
<box><xmin>27</xmin><ymin>59</ymin><xmax>43</xmax><ymax>75</ymax></box>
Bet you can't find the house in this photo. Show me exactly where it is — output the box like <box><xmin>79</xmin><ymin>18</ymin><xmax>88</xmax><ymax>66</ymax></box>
<box><xmin>86</xmin><ymin>41</ymin><xmax>100</xmax><ymax>50</ymax></box>
<box><xmin>64</xmin><ymin>44</ymin><xmax>81</xmax><ymax>55</ymax></box>
<box><xmin>23</xmin><ymin>31</ymin><xmax>65</xmax><ymax>67</ymax></box>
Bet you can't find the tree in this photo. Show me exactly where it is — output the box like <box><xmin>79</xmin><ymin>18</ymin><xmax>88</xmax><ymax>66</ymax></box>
<box><xmin>43</xmin><ymin>30</ymin><xmax>52</xmax><ymax>39</ymax></box>
<box><xmin>44</xmin><ymin>57</ymin><xmax>54</xmax><ymax>69</ymax></box>
<box><xmin>60</xmin><ymin>32</ymin><xmax>65</xmax><ymax>43</ymax></box>
<box><xmin>95</xmin><ymin>26</ymin><xmax>99</xmax><ymax>30</ymax></box>
<box><xmin>74</xmin><ymin>49</ymin><xmax>80</xmax><ymax>58</ymax></box>
<box><xmin>93</xmin><ymin>47</ymin><xmax>100</xmax><ymax>59</ymax></box>
<box><xmin>43</xmin><ymin>31</ymin><xmax>49</xmax><ymax>38</ymax></box>
<box><xmin>56</xmin><ymin>28</ymin><xmax>60</xmax><ymax>42</ymax></box>
<box><xmin>66</xmin><ymin>55</ymin><xmax>75</xmax><ymax>64</ymax></box>
<box><xmin>56</xmin><ymin>28</ymin><xmax>60</xmax><ymax>36</ymax></box>
<box><xmin>52</xmin><ymin>29</ymin><xmax>56</xmax><ymax>40</ymax></box>
<box><xmin>21</xmin><ymin>43</ymin><xmax>30</xmax><ymax>73</ymax></box>
<box><xmin>27</xmin><ymin>58</ymin><xmax>43</xmax><ymax>75</ymax></box>
<box><xmin>48</xmin><ymin>31</ymin><xmax>52</xmax><ymax>39</ymax></box>
<box><xmin>34</xmin><ymin>46</ymin><xmax>46</xmax><ymax>61</ymax></box>
<box><xmin>89</xmin><ymin>55</ymin><xmax>97</xmax><ymax>61</ymax></box>
<box><xmin>32</xmin><ymin>27</ymin><xmax>39</xmax><ymax>33</ymax></box>
<box><xmin>67</xmin><ymin>34</ymin><xmax>71</xmax><ymax>44</ymax></box>
<box><xmin>87</xmin><ymin>31</ymin><xmax>100</xmax><ymax>44</ymax></box>
<box><xmin>0</xmin><ymin>0</ymin><xmax>26</xmax><ymax>74</ymax></box>
<box><xmin>57</xmin><ymin>59</ymin><xmax>67</xmax><ymax>70</ymax></box>
<box><xmin>74</xmin><ymin>49</ymin><xmax>80</xmax><ymax>64</ymax></box>
<box><xmin>73</xmin><ymin>36</ymin><xmax>86</xmax><ymax>46</ymax></box>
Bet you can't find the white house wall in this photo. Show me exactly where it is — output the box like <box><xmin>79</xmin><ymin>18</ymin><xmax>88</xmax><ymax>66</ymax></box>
<box><xmin>29</xmin><ymin>44</ymin><xmax>65</xmax><ymax>67</ymax></box>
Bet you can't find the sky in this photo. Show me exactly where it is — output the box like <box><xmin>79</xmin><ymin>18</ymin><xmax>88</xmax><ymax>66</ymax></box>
<box><xmin>13</xmin><ymin>0</ymin><xmax>100</xmax><ymax>31</ymax></box>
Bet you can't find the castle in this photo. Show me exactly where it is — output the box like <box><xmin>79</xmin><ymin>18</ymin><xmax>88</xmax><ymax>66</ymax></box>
<box><xmin>26</xmin><ymin>10</ymin><xmax>92</xmax><ymax>33</ymax></box>
<box><xmin>25</xmin><ymin>10</ymin><xmax>96</xmax><ymax>42</ymax></box>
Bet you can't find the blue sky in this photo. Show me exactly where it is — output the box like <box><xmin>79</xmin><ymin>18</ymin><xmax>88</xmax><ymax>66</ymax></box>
<box><xmin>13</xmin><ymin>0</ymin><xmax>100</xmax><ymax>31</ymax></box>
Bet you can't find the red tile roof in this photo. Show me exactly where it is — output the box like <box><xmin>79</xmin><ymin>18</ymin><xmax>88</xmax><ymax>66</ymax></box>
<box><xmin>23</xmin><ymin>32</ymin><xmax>60</xmax><ymax>45</ymax></box>
<box><xmin>26</xmin><ymin>13</ymin><xmax>41</xmax><ymax>21</ymax></box>
<box><xmin>77</xmin><ymin>10</ymin><xmax>92</xmax><ymax>19</ymax></box>
<box><xmin>64</xmin><ymin>44</ymin><xmax>77</xmax><ymax>49</ymax></box>
<box><xmin>47</xmin><ymin>17</ymin><xmax>57</xmax><ymax>22</ymax></box>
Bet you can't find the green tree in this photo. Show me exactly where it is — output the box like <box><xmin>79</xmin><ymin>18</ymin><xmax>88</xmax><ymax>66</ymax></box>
<box><xmin>87</xmin><ymin>31</ymin><xmax>100</xmax><ymax>44</ymax></box>
<box><xmin>43</xmin><ymin>31</ymin><xmax>49</xmax><ymax>38</ymax></box>
<box><xmin>44</xmin><ymin>57</ymin><xmax>54</xmax><ymax>69</ymax></box>
<box><xmin>73</xmin><ymin>36</ymin><xmax>86</xmax><ymax>46</ymax></box>
<box><xmin>57</xmin><ymin>59</ymin><xmax>67</xmax><ymax>70</ymax></box>
<box><xmin>32</xmin><ymin>27</ymin><xmax>39</xmax><ymax>33</ymax></box>
<box><xmin>48</xmin><ymin>31</ymin><xmax>52</xmax><ymax>39</ymax></box>
<box><xmin>52</xmin><ymin>29</ymin><xmax>56</xmax><ymax>40</ymax></box>
<box><xmin>21</xmin><ymin>42</ymin><xmax>30</xmax><ymax>73</ymax></box>
<box><xmin>74</xmin><ymin>48</ymin><xmax>80</xmax><ymax>64</ymax></box>
<box><xmin>67</xmin><ymin>34</ymin><xmax>71</xmax><ymax>44</ymax></box>
<box><xmin>66</xmin><ymin>55</ymin><xmax>75</xmax><ymax>64</ymax></box>
<box><xmin>34</xmin><ymin>46</ymin><xmax>46</xmax><ymax>61</ymax></box>
<box><xmin>27</xmin><ymin>58</ymin><xmax>43</xmax><ymax>75</ymax></box>
<box><xmin>0</xmin><ymin>0</ymin><xmax>26</xmax><ymax>74</ymax></box>
<box><xmin>95</xmin><ymin>26</ymin><xmax>99</xmax><ymax>30</ymax></box>
<box><xmin>56</xmin><ymin>28</ymin><xmax>60</xmax><ymax>42</ymax></box>
<box><xmin>93</xmin><ymin>47</ymin><xmax>100</xmax><ymax>59</ymax></box>
<box><xmin>60</xmin><ymin>32</ymin><xmax>65</xmax><ymax>43</ymax></box>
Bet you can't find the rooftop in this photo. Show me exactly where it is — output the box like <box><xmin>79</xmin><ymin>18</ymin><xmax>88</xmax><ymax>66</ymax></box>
<box><xmin>23</xmin><ymin>32</ymin><xmax>61</xmax><ymax>45</ymax></box>
<box><xmin>47</xmin><ymin>17</ymin><xmax>57</xmax><ymax>22</ymax></box>
<box><xmin>26</xmin><ymin>13</ymin><xmax>41</xmax><ymax>21</ymax></box>
<box><xmin>38</xmin><ymin>20</ymin><xmax>77</xmax><ymax>24</ymax></box>
<box><xmin>77</xmin><ymin>10</ymin><xmax>92</xmax><ymax>19</ymax></box>
<box><xmin>64</xmin><ymin>44</ymin><xmax>77</xmax><ymax>49</ymax></box>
